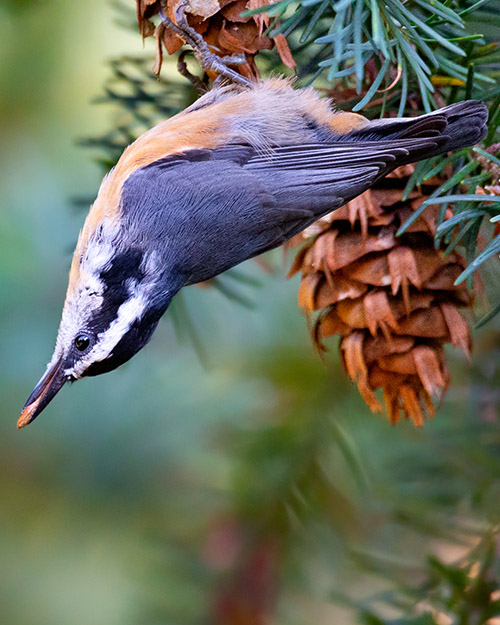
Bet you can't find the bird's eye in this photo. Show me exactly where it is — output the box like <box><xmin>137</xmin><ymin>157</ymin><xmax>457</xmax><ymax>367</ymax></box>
<box><xmin>74</xmin><ymin>333</ymin><xmax>91</xmax><ymax>352</ymax></box>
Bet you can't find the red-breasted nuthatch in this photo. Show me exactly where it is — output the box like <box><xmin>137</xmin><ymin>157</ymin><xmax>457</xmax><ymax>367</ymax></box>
<box><xmin>18</xmin><ymin>78</ymin><xmax>488</xmax><ymax>428</ymax></box>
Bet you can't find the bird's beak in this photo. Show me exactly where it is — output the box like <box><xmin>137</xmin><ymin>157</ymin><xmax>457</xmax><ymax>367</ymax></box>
<box><xmin>17</xmin><ymin>355</ymin><xmax>67</xmax><ymax>429</ymax></box>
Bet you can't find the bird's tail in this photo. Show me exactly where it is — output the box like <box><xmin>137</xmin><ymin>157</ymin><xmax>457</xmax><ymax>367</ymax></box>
<box><xmin>349</xmin><ymin>100</ymin><xmax>488</xmax><ymax>158</ymax></box>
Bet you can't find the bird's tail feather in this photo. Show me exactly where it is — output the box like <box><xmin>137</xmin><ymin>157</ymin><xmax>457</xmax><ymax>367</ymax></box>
<box><xmin>350</xmin><ymin>100</ymin><xmax>488</xmax><ymax>157</ymax></box>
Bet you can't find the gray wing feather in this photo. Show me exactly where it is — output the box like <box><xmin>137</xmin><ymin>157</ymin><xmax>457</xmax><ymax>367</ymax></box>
<box><xmin>122</xmin><ymin>135</ymin><xmax>443</xmax><ymax>284</ymax></box>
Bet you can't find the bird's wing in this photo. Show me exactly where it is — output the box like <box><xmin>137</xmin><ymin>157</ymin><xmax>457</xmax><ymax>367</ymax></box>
<box><xmin>121</xmin><ymin>134</ymin><xmax>446</xmax><ymax>284</ymax></box>
<box><xmin>147</xmin><ymin>130</ymin><xmax>446</xmax><ymax>222</ymax></box>
<box><xmin>240</xmin><ymin>134</ymin><xmax>447</xmax><ymax>237</ymax></box>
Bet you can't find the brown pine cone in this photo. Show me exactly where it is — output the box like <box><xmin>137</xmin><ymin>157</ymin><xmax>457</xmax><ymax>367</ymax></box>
<box><xmin>136</xmin><ymin>0</ymin><xmax>295</xmax><ymax>79</ymax></box>
<box><xmin>289</xmin><ymin>166</ymin><xmax>473</xmax><ymax>426</ymax></box>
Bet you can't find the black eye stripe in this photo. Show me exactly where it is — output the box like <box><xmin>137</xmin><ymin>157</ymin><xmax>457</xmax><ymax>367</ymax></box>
<box><xmin>86</xmin><ymin>249</ymin><xmax>145</xmax><ymax>337</ymax></box>
<box><xmin>99</xmin><ymin>250</ymin><xmax>144</xmax><ymax>290</ymax></box>
<box><xmin>82</xmin><ymin>312</ymin><xmax>161</xmax><ymax>378</ymax></box>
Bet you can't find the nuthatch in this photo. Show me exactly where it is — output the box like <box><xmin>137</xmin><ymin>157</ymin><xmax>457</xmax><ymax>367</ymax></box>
<box><xmin>18</xmin><ymin>78</ymin><xmax>488</xmax><ymax>428</ymax></box>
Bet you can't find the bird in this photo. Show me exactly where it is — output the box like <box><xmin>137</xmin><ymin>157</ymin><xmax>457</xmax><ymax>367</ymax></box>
<box><xmin>17</xmin><ymin>77</ymin><xmax>488</xmax><ymax>428</ymax></box>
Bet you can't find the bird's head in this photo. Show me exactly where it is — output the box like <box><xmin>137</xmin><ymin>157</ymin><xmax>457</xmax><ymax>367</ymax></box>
<box><xmin>18</xmin><ymin>208</ymin><xmax>177</xmax><ymax>429</ymax></box>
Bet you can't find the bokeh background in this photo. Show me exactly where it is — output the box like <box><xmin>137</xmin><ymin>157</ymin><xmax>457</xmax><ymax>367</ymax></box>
<box><xmin>0</xmin><ymin>2</ymin><xmax>499</xmax><ymax>624</ymax></box>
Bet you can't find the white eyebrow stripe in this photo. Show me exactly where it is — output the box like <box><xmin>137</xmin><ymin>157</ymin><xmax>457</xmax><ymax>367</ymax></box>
<box><xmin>84</xmin><ymin>241</ymin><xmax>114</xmax><ymax>274</ymax></box>
<box><xmin>70</xmin><ymin>294</ymin><xmax>146</xmax><ymax>378</ymax></box>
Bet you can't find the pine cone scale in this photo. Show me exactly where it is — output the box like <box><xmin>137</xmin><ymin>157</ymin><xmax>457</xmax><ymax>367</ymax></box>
<box><xmin>293</xmin><ymin>165</ymin><xmax>473</xmax><ymax>426</ymax></box>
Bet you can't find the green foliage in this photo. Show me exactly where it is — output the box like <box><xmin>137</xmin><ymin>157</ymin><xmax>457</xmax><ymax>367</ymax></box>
<box><xmin>351</xmin><ymin>533</ymin><xmax>500</xmax><ymax>624</ymax></box>
<box><xmin>248</xmin><ymin>1</ymin><xmax>499</xmax><ymax>110</ymax></box>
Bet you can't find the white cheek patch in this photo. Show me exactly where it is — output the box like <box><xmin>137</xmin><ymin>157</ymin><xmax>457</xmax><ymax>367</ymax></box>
<box><xmin>70</xmin><ymin>294</ymin><xmax>146</xmax><ymax>378</ymax></box>
<box><xmin>84</xmin><ymin>221</ymin><xmax>118</xmax><ymax>265</ymax></box>
<box><xmin>84</xmin><ymin>240</ymin><xmax>114</xmax><ymax>277</ymax></box>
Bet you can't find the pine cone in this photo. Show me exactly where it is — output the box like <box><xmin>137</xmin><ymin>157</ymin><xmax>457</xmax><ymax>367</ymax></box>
<box><xmin>136</xmin><ymin>0</ymin><xmax>295</xmax><ymax>79</ymax></box>
<box><xmin>289</xmin><ymin>166</ymin><xmax>473</xmax><ymax>426</ymax></box>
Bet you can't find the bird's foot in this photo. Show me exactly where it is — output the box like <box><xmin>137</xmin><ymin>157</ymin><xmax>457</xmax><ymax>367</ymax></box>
<box><xmin>159</xmin><ymin>3</ymin><xmax>251</xmax><ymax>87</ymax></box>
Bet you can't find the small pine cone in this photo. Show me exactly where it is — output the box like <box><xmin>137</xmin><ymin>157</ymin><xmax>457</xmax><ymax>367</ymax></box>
<box><xmin>136</xmin><ymin>0</ymin><xmax>295</xmax><ymax>79</ymax></box>
<box><xmin>289</xmin><ymin>166</ymin><xmax>473</xmax><ymax>426</ymax></box>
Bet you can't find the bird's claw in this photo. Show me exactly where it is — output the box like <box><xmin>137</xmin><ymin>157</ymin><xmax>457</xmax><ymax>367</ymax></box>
<box><xmin>159</xmin><ymin>3</ymin><xmax>251</xmax><ymax>87</ymax></box>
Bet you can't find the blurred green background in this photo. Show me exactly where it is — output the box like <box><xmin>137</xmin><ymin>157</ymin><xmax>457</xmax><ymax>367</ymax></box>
<box><xmin>0</xmin><ymin>2</ymin><xmax>499</xmax><ymax>624</ymax></box>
